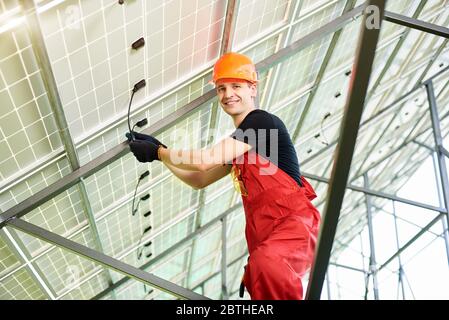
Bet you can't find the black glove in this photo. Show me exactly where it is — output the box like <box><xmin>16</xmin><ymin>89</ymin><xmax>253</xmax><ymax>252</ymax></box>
<box><xmin>126</xmin><ymin>131</ymin><xmax>167</xmax><ymax>148</ymax></box>
<box><xmin>129</xmin><ymin>140</ymin><xmax>160</xmax><ymax>163</ymax></box>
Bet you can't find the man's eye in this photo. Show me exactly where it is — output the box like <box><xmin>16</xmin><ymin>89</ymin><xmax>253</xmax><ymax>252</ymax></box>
<box><xmin>233</xmin><ymin>85</ymin><xmax>241</xmax><ymax>88</ymax></box>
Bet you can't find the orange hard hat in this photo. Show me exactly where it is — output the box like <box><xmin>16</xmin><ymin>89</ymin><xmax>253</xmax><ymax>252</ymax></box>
<box><xmin>212</xmin><ymin>52</ymin><xmax>258</xmax><ymax>84</ymax></box>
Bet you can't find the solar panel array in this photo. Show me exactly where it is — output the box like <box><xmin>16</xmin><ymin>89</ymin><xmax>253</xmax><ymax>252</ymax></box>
<box><xmin>1</xmin><ymin>0</ymin><xmax>448</xmax><ymax>299</ymax></box>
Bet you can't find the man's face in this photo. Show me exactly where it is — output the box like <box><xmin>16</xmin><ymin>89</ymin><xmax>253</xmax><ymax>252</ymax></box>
<box><xmin>215</xmin><ymin>79</ymin><xmax>257</xmax><ymax>116</ymax></box>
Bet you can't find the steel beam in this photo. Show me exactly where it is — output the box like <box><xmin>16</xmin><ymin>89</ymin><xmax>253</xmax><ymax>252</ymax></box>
<box><xmin>363</xmin><ymin>174</ymin><xmax>379</xmax><ymax>300</ymax></box>
<box><xmin>0</xmin><ymin>89</ymin><xmax>215</xmax><ymax>229</ymax></box>
<box><xmin>352</xmin><ymin>40</ymin><xmax>449</xmax><ymax>180</ymax></box>
<box><xmin>192</xmin><ymin>252</ymin><xmax>247</xmax><ymax>292</ymax></box>
<box><xmin>292</xmin><ymin>0</ymin><xmax>358</xmax><ymax>142</ymax></box>
<box><xmin>431</xmin><ymin>148</ymin><xmax>449</xmax><ymax>267</ymax></box>
<box><xmin>412</xmin><ymin>139</ymin><xmax>434</xmax><ymax>152</ymax></box>
<box><xmin>372</xmin><ymin>203</ymin><xmax>442</xmax><ymax>238</ymax></box>
<box><xmin>300</xmin><ymin>66</ymin><xmax>449</xmax><ymax>169</ymax></box>
<box><xmin>92</xmin><ymin>204</ymin><xmax>242</xmax><ymax>299</ymax></box>
<box><xmin>260</xmin><ymin>0</ymin><xmax>303</xmax><ymax>109</ymax></box>
<box><xmin>219</xmin><ymin>0</ymin><xmax>239</xmax><ymax>55</ymax></box>
<box><xmin>7</xmin><ymin>218</ymin><xmax>208</xmax><ymax>300</ymax></box>
<box><xmin>18</xmin><ymin>0</ymin><xmax>116</xmax><ymax>295</ymax></box>
<box><xmin>18</xmin><ymin>0</ymin><xmax>79</xmax><ymax>169</ymax></box>
<box><xmin>378</xmin><ymin>212</ymin><xmax>444</xmax><ymax>271</ymax></box>
<box><xmin>303</xmin><ymin>172</ymin><xmax>446</xmax><ymax>214</ymax></box>
<box><xmin>350</xmin><ymin>3</ymin><xmax>449</xmax><ymax>181</ymax></box>
<box><xmin>353</xmin><ymin>96</ymin><xmax>449</xmax><ymax>181</ymax></box>
<box><xmin>185</xmin><ymin>0</ymin><xmax>239</xmax><ymax>291</ymax></box>
<box><xmin>366</xmin><ymin>1</ymin><xmax>427</xmax><ymax>102</ymax></box>
<box><xmin>0</xmin><ymin>228</ymin><xmax>56</xmax><ymax>299</ymax></box>
<box><xmin>257</xmin><ymin>4</ymin><xmax>365</xmax><ymax>73</ymax></box>
<box><xmin>440</xmin><ymin>146</ymin><xmax>449</xmax><ymax>159</ymax></box>
<box><xmin>425</xmin><ymin>80</ymin><xmax>449</xmax><ymax>229</ymax></box>
<box><xmin>329</xmin><ymin>262</ymin><xmax>367</xmax><ymax>274</ymax></box>
<box><xmin>220</xmin><ymin>217</ymin><xmax>228</xmax><ymax>299</ymax></box>
<box><xmin>305</xmin><ymin>0</ymin><xmax>385</xmax><ymax>300</ymax></box>
<box><xmin>341</xmin><ymin>4</ymin><xmax>449</xmax><ymax>184</ymax></box>
<box><xmin>384</xmin><ymin>10</ymin><xmax>449</xmax><ymax>39</ymax></box>
<box><xmin>392</xmin><ymin>201</ymin><xmax>406</xmax><ymax>299</ymax></box>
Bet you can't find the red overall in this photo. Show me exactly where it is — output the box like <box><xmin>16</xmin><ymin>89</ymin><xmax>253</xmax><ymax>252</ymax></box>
<box><xmin>232</xmin><ymin>150</ymin><xmax>320</xmax><ymax>300</ymax></box>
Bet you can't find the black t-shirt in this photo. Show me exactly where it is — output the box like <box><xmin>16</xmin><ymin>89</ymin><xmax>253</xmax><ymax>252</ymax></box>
<box><xmin>230</xmin><ymin>109</ymin><xmax>302</xmax><ymax>187</ymax></box>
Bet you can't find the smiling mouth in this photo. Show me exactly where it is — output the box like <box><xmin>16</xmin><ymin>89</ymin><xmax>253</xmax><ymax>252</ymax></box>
<box><xmin>224</xmin><ymin>100</ymin><xmax>240</xmax><ymax>106</ymax></box>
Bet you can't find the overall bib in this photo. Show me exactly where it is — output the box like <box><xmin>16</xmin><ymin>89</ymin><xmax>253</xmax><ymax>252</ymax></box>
<box><xmin>232</xmin><ymin>150</ymin><xmax>320</xmax><ymax>300</ymax></box>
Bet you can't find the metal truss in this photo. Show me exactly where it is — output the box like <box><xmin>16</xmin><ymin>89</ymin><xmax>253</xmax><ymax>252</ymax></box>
<box><xmin>2</xmin><ymin>0</ymin><xmax>449</xmax><ymax>300</ymax></box>
<box><xmin>305</xmin><ymin>0</ymin><xmax>386</xmax><ymax>300</ymax></box>
<box><xmin>18</xmin><ymin>0</ymin><xmax>116</xmax><ymax>297</ymax></box>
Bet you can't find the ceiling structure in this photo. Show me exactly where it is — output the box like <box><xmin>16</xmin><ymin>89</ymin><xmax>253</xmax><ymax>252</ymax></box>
<box><xmin>0</xmin><ymin>0</ymin><xmax>448</xmax><ymax>299</ymax></box>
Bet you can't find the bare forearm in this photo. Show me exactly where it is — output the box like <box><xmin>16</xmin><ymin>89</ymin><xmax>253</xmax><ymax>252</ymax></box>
<box><xmin>159</xmin><ymin>148</ymin><xmax>220</xmax><ymax>172</ymax></box>
<box><xmin>163</xmin><ymin>161</ymin><xmax>202</xmax><ymax>189</ymax></box>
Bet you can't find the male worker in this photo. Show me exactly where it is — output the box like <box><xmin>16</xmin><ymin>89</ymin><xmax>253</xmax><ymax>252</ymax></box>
<box><xmin>128</xmin><ymin>52</ymin><xmax>320</xmax><ymax>300</ymax></box>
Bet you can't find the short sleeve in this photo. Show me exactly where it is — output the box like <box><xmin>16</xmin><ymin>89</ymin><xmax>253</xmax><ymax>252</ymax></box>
<box><xmin>230</xmin><ymin>110</ymin><xmax>275</xmax><ymax>151</ymax></box>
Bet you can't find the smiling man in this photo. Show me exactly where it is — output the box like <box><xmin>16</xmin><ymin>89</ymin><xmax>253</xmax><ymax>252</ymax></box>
<box><xmin>128</xmin><ymin>52</ymin><xmax>321</xmax><ymax>300</ymax></box>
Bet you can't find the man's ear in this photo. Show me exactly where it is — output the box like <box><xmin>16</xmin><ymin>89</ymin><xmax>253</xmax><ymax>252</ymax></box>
<box><xmin>250</xmin><ymin>83</ymin><xmax>257</xmax><ymax>98</ymax></box>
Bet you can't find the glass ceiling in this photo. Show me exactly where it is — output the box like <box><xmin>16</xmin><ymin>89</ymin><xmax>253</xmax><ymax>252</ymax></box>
<box><xmin>1</xmin><ymin>0</ymin><xmax>448</xmax><ymax>300</ymax></box>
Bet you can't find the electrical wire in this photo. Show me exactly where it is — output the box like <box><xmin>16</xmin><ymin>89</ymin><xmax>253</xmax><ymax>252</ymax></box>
<box><xmin>319</xmin><ymin>113</ymin><xmax>330</xmax><ymax>146</ymax></box>
<box><xmin>131</xmin><ymin>177</ymin><xmax>141</xmax><ymax>216</ymax></box>
<box><xmin>127</xmin><ymin>90</ymin><xmax>136</xmax><ymax>141</ymax></box>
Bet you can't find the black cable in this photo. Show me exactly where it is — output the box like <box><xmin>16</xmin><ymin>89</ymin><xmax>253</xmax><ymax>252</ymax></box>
<box><xmin>131</xmin><ymin>170</ymin><xmax>150</xmax><ymax>215</ymax></box>
<box><xmin>131</xmin><ymin>176</ymin><xmax>141</xmax><ymax>216</ymax></box>
<box><xmin>319</xmin><ymin>112</ymin><xmax>331</xmax><ymax>146</ymax></box>
<box><xmin>131</xmin><ymin>119</ymin><xmax>148</xmax><ymax>133</ymax></box>
<box><xmin>136</xmin><ymin>233</ymin><xmax>144</xmax><ymax>260</ymax></box>
<box><xmin>136</xmin><ymin>228</ymin><xmax>152</xmax><ymax>260</ymax></box>
<box><xmin>133</xmin><ymin>194</ymin><xmax>150</xmax><ymax>215</ymax></box>
<box><xmin>127</xmin><ymin>90</ymin><xmax>136</xmax><ymax>141</ymax></box>
<box><xmin>127</xmin><ymin>80</ymin><xmax>146</xmax><ymax>141</ymax></box>
<box><xmin>131</xmin><ymin>171</ymin><xmax>149</xmax><ymax>216</ymax></box>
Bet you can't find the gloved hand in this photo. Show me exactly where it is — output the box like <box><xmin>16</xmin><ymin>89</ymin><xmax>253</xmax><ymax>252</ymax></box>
<box><xmin>126</xmin><ymin>131</ymin><xmax>167</xmax><ymax>148</ymax></box>
<box><xmin>129</xmin><ymin>140</ymin><xmax>160</xmax><ymax>163</ymax></box>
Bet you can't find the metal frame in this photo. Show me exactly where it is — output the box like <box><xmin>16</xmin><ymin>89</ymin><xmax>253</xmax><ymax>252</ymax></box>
<box><xmin>384</xmin><ymin>10</ymin><xmax>449</xmax><ymax>39</ymax></box>
<box><xmin>431</xmin><ymin>151</ymin><xmax>449</xmax><ymax>266</ymax></box>
<box><xmin>220</xmin><ymin>216</ymin><xmax>228</xmax><ymax>299</ymax></box>
<box><xmin>306</xmin><ymin>75</ymin><xmax>449</xmax><ymax>298</ymax></box>
<box><xmin>260</xmin><ymin>0</ymin><xmax>303</xmax><ymax>109</ymax></box>
<box><xmin>192</xmin><ymin>251</ymin><xmax>248</xmax><ymax>294</ymax></box>
<box><xmin>348</xmin><ymin>2</ymin><xmax>449</xmax><ymax>185</ymax></box>
<box><xmin>304</xmin><ymin>172</ymin><xmax>446</xmax><ymax>213</ymax></box>
<box><xmin>378</xmin><ymin>212</ymin><xmax>444</xmax><ymax>271</ymax></box>
<box><xmin>18</xmin><ymin>0</ymin><xmax>116</xmax><ymax>297</ymax></box>
<box><xmin>300</xmin><ymin>65</ymin><xmax>449</xmax><ymax>168</ymax></box>
<box><xmin>7</xmin><ymin>218</ymin><xmax>208</xmax><ymax>300</ymax></box>
<box><xmin>92</xmin><ymin>204</ymin><xmax>242</xmax><ymax>299</ymax></box>
<box><xmin>306</xmin><ymin>0</ymin><xmax>386</xmax><ymax>300</ymax></box>
<box><xmin>365</xmin><ymin>1</ymin><xmax>427</xmax><ymax>102</ymax></box>
<box><xmin>2</xmin><ymin>0</ymin><xmax>449</xmax><ymax>301</ymax></box>
<box><xmin>425</xmin><ymin>80</ymin><xmax>449</xmax><ymax>230</ymax></box>
<box><xmin>391</xmin><ymin>201</ymin><xmax>406</xmax><ymax>299</ymax></box>
<box><xmin>292</xmin><ymin>0</ymin><xmax>358</xmax><ymax>142</ymax></box>
<box><xmin>185</xmin><ymin>0</ymin><xmax>239</xmax><ymax>295</ymax></box>
<box><xmin>363</xmin><ymin>174</ymin><xmax>379</xmax><ymax>300</ymax></box>
<box><xmin>0</xmin><ymin>227</ymin><xmax>56</xmax><ymax>299</ymax></box>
